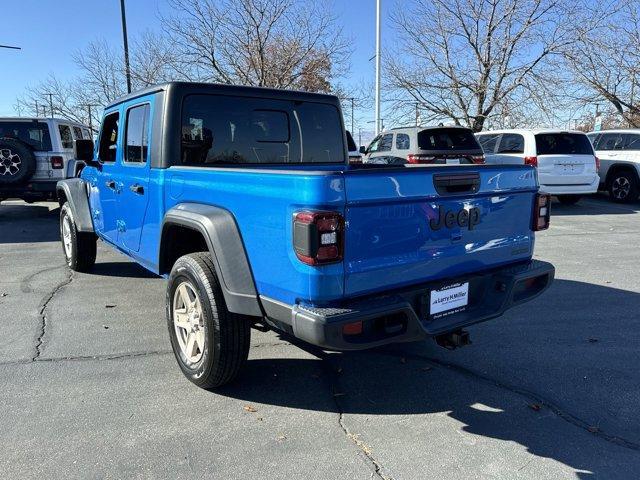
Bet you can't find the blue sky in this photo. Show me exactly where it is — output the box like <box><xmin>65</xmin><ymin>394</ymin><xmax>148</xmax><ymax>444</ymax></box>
<box><xmin>0</xmin><ymin>0</ymin><xmax>396</xmax><ymax>133</ymax></box>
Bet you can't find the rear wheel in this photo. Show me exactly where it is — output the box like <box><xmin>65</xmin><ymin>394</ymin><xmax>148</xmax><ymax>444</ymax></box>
<box><xmin>166</xmin><ymin>252</ymin><xmax>251</xmax><ymax>389</ymax></box>
<box><xmin>557</xmin><ymin>195</ymin><xmax>581</xmax><ymax>205</ymax></box>
<box><xmin>60</xmin><ymin>202</ymin><xmax>97</xmax><ymax>272</ymax></box>
<box><xmin>608</xmin><ymin>171</ymin><xmax>639</xmax><ymax>203</ymax></box>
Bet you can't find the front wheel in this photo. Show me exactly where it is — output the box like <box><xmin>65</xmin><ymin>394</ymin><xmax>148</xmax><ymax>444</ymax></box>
<box><xmin>60</xmin><ymin>202</ymin><xmax>97</xmax><ymax>272</ymax></box>
<box><xmin>557</xmin><ymin>195</ymin><xmax>581</xmax><ymax>205</ymax></box>
<box><xmin>608</xmin><ymin>171</ymin><xmax>639</xmax><ymax>203</ymax></box>
<box><xmin>166</xmin><ymin>252</ymin><xmax>251</xmax><ymax>389</ymax></box>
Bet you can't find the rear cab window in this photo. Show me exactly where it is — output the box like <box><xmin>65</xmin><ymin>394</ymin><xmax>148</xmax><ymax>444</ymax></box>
<box><xmin>418</xmin><ymin>128</ymin><xmax>481</xmax><ymax>151</ymax></box>
<box><xmin>0</xmin><ymin>121</ymin><xmax>52</xmax><ymax>151</ymax></box>
<box><xmin>180</xmin><ymin>95</ymin><xmax>345</xmax><ymax>165</ymax></box>
<box><xmin>534</xmin><ymin>133</ymin><xmax>593</xmax><ymax>155</ymax></box>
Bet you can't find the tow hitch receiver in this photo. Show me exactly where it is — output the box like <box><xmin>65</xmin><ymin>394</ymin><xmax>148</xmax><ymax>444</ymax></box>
<box><xmin>435</xmin><ymin>330</ymin><xmax>471</xmax><ymax>350</ymax></box>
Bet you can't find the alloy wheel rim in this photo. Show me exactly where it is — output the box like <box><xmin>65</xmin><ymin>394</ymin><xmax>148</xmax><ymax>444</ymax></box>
<box><xmin>62</xmin><ymin>216</ymin><xmax>72</xmax><ymax>258</ymax></box>
<box><xmin>173</xmin><ymin>281</ymin><xmax>205</xmax><ymax>363</ymax></box>
<box><xmin>0</xmin><ymin>149</ymin><xmax>21</xmax><ymax>176</ymax></box>
<box><xmin>612</xmin><ymin>177</ymin><xmax>630</xmax><ymax>199</ymax></box>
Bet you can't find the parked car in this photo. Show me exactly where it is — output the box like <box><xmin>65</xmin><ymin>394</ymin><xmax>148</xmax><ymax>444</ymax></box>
<box><xmin>57</xmin><ymin>82</ymin><xmax>554</xmax><ymax>389</ymax></box>
<box><xmin>0</xmin><ymin>117</ymin><xmax>92</xmax><ymax>203</ymax></box>
<box><xmin>346</xmin><ymin>130</ymin><xmax>362</xmax><ymax>163</ymax></box>
<box><xmin>363</xmin><ymin>126</ymin><xmax>485</xmax><ymax>165</ymax></box>
<box><xmin>476</xmin><ymin>129</ymin><xmax>599</xmax><ymax>205</ymax></box>
<box><xmin>586</xmin><ymin>129</ymin><xmax>640</xmax><ymax>203</ymax></box>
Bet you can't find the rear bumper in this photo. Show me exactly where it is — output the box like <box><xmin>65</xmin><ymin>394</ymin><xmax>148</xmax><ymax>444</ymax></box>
<box><xmin>539</xmin><ymin>176</ymin><xmax>599</xmax><ymax>195</ymax></box>
<box><xmin>0</xmin><ymin>181</ymin><xmax>57</xmax><ymax>200</ymax></box>
<box><xmin>261</xmin><ymin>260</ymin><xmax>554</xmax><ymax>351</ymax></box>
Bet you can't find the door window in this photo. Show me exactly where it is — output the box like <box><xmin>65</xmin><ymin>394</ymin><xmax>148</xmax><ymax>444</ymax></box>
<box><xmin>98</xmin><ymin>112</ymin><xmax>119</xmax><ymax>163</ymax></box>
<box><xmin>377</xmin><ymin>134</ymin><xmax>393</xmax><ymax>152</ymax></box>
<box><xmin>623</xmin><ymin>134</ymin><xmax>640</xmax><ymax>150</ymax></box>
<box><xmin>58</xmin><ymin>125</ymin><xmax>74</xmax><ymax>149</ymax></box>
<box><xmin>124</xmin><ymin>104</ymin><xmax>150</xmax><ymax>163</ymax></box>
<box><xmin>477</xmin><ymin>134</ymin><xmax>499</xmax><ymax>153</ymax></box>
<box><xmin>497</xmin><ymin>133</ymin><xmax>525</xmax><ymax>154</ymax></box>
<box><xmin>395</xmin><ymin>133</ymin><xmax>410</xmax><ymax>150</ymax></box>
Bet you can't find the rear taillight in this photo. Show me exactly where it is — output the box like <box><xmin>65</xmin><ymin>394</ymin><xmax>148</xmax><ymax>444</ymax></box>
<box><xmin>524</xmin><ymin>156</ymin><xmax>538</xmax><ymax>167</ymax></box>
<box><xmin>471</xmin><ymin>155</ymin><xmax>485</xmax><ymax>164</ymax></box>
<box><xmin>595</xmin><ymin>156</ymin><xmax>600</xmax><ymax>171</ymax></box>
<box><xmin>407</xmin><ymin>154</ymin><xmax>436</xmax><ymax>164</ymax></box>
<box><xmin>50</xmin><ymin>156</ymin><xmax>64</xmax><ymax>169</ymax></box>
<box><xmin>533</xmin><ymin>193</ymin><xmax>551</xmax><ymax>231</ymax></box>
<box><xmin>293</xmin><ymin>211</ymin><xmax>344</xmax><ymax>265</ymax></box>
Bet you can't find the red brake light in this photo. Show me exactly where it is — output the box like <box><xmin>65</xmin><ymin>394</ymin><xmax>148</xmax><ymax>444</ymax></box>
<box><xmin>50</xmin><ymin>156</ymin><xmax>64</xmax><ymax>169</ymax></box>
<box><xmin>471</xmin><ymin>155</ymin><xmax>485</xmax><ymax>164</ymax></box>
<box><xmin>407</xmin><ymin>154</ymin><xmax>436</xmax><ymax>164</ymax></box>
<box><xmin>524</xmin><ymin>156</ymin><xmax>538</xmax><ymax>167</ymax></box>
<box><xmin>293</xmin><ymin>211</ymin><xmax>344</xmax><ymax>265</ymax></box>
<box><xmin>595</xmin><ymin>156</ymin><xmax>600</xmax><ymax>171</ymax></box>
<box><xmin>533</xmin><ymin>193</ymin><xmax>551</xmax><ymax>231</ymax></box>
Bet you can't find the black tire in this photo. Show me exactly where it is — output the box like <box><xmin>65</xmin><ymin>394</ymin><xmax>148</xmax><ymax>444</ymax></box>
<box><xmin>0</xmin><ymin>138</ymin><xmax>36</xmax><ymax>185</ymax></box>
<box><xmin>166</xmin><ymin>252</ymin><xmax>251</xmax><ymax>389</ymax></box>
<box><xmin>557</xmin><ymin>195</ymin><xmax>581</xmax><ymax>205</ymax></box>
<box><xmin>59</xmin><ymin>202</ymin><xmax>97</xmax><ymax>272</ymax></box>
<box><xmin>608</xmin><ymin>171</ymin><xmax>639</xmax><ymax>203</ymax></box>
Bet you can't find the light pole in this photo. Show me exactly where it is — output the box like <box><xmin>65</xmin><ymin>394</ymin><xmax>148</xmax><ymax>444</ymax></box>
<box><xmin>120</xmin><ymin>0</ymin><xmax>132</xmax><ymax>94</ymax></box>
<box><xmin>374</xmin><ymin>0</ymin><xmax>381</xmax><ymax>135</ymax></box>
<box><xmin>43</xmin><ymin>93</ymin><xmax>54</xmax><ymax>118</ymax></box>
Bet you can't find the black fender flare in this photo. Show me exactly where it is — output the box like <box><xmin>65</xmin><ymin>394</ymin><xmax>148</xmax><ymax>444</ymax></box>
<box><xmin>160</xmin><ymin>203</ymin><xmax>262</xmax><ymax>317</ymax></box>
<box><xmin>56</xmin><ymin>178</ymin><xmax>94</xmax><ymax>232</ymax></box>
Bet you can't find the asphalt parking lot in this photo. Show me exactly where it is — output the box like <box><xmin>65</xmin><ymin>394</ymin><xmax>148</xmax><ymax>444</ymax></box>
<box><xmin>0</xmin><ymin>196</ymin><xmax>639</xmax><ymax>479</ymax></box>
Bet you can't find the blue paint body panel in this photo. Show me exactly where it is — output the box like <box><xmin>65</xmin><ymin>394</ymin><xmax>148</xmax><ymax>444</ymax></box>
<box><xmin>81</xmin><ymin>88</ymin><xmax>541</xmax><ymax>310</ymax></box>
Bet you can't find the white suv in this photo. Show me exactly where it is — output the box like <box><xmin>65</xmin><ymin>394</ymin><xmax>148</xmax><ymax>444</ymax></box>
<box><xmin>0</xmin><ymin>117</ymin><xmax>91</xmax><ymax>203</ymax></box>
<box><xmin>586</xmin><ymin>129</ymin><xmax>640</xmax><ymax>203</ymax></box>
<box><xmin>476</xmin><ymin>129</ymin><xmax>599</xmax><ymax>205</ymax></box>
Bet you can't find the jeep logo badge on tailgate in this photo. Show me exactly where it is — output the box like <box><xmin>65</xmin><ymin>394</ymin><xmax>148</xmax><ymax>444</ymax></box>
<box><xmin>430</xmin><ymin>206</ymin><xmax>480</xmax><ymax>231</ymax></box>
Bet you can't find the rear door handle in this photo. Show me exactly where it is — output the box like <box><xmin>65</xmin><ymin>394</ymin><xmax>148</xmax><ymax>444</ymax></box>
<box><xmin>129</xmin><ymin>184</ymin><xmax>144</xmax><ymax>194</ymax></box>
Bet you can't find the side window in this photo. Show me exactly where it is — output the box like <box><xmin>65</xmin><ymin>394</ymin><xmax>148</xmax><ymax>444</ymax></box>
<box><xmin>587</xmin><ymin>134</ymin><xmax>600</xmax><ymax>149</ymax></box>
<box><xmin>497</xmin><ymin>133</ymin><xmax>525</xmax><ymax>154</ymax></box>
<box><xmin>378</xmin><ymin>134</ymin><xmax>393</xmax><ymax>152</ymax></box>
<box><xmin>82</xmin><ymin>128</ymin><xmax>91</xmax><ymax>140</ymax></box>
<box><xmin>58</xmin><ymin>125</ymin><xmax>74</xmax><ymax>149</ymax></box>
<box><xmin>367</xmin><ymin>135</ymin><xmax>382</xmax><ymax>153</ymax></box>
<box><xmin>125</xmin><ymin>104</ymin><xmax>150</xmax><ymax>163</ymax></box>
<box><xmin>623</xmin><ymin>134</ymin><xmax>640</xmax><ymax>150</ymax></box>
<box><xmin>395</xmin><ymin>133</ymin><xmax>410</xmax><ymax>150</ymax></box>
<box><xmin>599</xmin><ymin>133</ymin><xmax>624</xmax><ymax>150</ymax></box>
<box><xmin>98</xmin><ymin>112</ymin><xmax>119</xmax><ymax>163</ymax></box>
<box><xmin>72</xmin><ymin>126</ymin><xmax>83</xmax><ymax>140</ymax></box>
<box><xmin>477</xmin><ymin>134</ymin><xmax>498</xmax><ymax>153</ymax></box>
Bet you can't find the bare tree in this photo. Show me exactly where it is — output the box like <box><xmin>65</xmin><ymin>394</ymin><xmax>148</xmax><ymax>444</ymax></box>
<box><xmin>387</xmin><ymin>0</ymin><xmax>571</xmax><ymax>131</ymax></box>
<box><xmin>562</xmin><ymin>0</ymin><xmax>640</xmax><ymax>127</ymax></box>
<box><xmin>161</xmin><ymin>0</ymin><xmax>349</xmax><ymax>92</ymax></box>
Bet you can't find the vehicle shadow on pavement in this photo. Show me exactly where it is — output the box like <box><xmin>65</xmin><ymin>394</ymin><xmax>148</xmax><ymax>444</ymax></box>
<box><xmin>0</xmin><ymin>202</ymin><xmax>60</xmax><ymax>243</ymax></box>
<box><xmin>551</xmin><ymin>196</ymin><xmax>640</xmax><ymax>216</ymax></box>
<box><xmin>91</xmin><ymin>261</ymin><xmax>158</xmax><ymax>279</ymax></box>
<box><xmin>218</xmin><ymin>279</ymin><xmax>640</xmax><ymax>479</ymax></box>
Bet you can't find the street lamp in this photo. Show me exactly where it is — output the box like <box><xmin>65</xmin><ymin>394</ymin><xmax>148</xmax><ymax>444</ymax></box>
<box><xmin>120</xmin><ymin>0</ymin><xmax>132</xmax><ymax>93</ymax></box>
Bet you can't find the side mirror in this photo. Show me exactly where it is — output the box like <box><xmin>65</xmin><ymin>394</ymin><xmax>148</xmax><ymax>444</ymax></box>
<box><xmin>74</xmin><ymin>139</ymin><xmax>95</xmax><ymax>162</ymax></box>
<box><xmin>359</xmin><ymin>146</ymin><xmax>366</xmax><ymax>154</ymax></box>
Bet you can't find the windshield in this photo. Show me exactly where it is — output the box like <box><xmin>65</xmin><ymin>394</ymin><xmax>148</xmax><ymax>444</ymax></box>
<box><xmin>417</xmin><ymin>128</ymin><xmax>480</xmax><ymax>151</ymax></box>
<box><xmin>535</xmin><ymin>133</ymin><xmax>593</xmax><ymax>155</ymax></box>
<box><xmin>0</xmin><ymin>121</ymin><xmax>52</xmax><ymax>151</ymax></box>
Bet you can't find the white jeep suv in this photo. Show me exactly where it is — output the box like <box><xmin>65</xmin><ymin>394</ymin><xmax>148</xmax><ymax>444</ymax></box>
<box><xmin>0</xmin><ymin>117</ymin><xmax>92</xmax><ymax>203</ymax></box>
<box><xmin>586</xmin><ymin>129</ymin><xmax>640</xmax><ymax>203</ymax></box>
<box><xmin>475</xmin><ymin>129</ymin><xmax>599</xmax><ymax>205</ymax></box>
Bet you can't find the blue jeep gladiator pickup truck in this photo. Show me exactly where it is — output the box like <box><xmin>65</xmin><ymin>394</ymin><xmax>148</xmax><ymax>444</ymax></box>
<box><xmin>57</xmin><ymin>82</ymin><xmax>554</xmax><ymax>389</ymax></box>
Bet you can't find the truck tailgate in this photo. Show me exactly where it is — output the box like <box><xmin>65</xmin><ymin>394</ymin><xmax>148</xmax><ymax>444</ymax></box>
<box><xmin>343</xmin><ymin>165</ymin><xmax>538</xmax><ymax>297</ymax></box>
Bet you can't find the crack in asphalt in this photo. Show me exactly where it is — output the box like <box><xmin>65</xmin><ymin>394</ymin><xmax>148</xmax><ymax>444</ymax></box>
<box><xmin>385</xmin><ymin>350</ymin><xmax>640</xmax><ymax>452</ymax></box>
<box><xmin>32</xmin><ymin>268</ymin><xmax>73</xmax><ymax>361</ymax></box>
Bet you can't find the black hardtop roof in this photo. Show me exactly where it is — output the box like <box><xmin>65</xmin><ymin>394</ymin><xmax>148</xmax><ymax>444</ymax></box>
<box><xmin>105</xmin><ymin>81</ymin><xmax>341</xmax><ymax>109</ymax></box>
